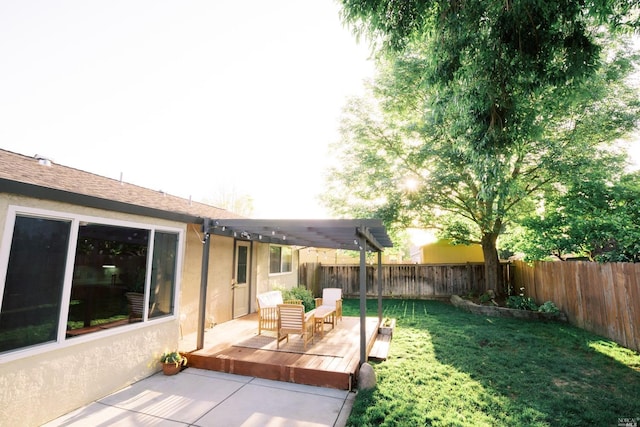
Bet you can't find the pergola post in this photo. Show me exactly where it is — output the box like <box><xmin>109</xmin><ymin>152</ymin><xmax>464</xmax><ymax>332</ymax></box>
<box><xmin>377</xmin><ymin>250</ymin><xmax>382</xmax><ymax>324</ymax></box>
<box><xmin>359</xmin><ymin>235</ymin><xmax>367</xmax><ymax>366</ymax></box>
<box><xmin>197</xmin><ymin>218</ymin><xmax>211</xmax><ymax>350</ymax></box>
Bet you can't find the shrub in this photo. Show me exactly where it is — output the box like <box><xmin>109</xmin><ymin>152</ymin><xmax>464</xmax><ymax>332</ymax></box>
<box><xmin>506</xmin><ymin>295</ymin><xmax>539</xmax><ymax>311</ymax></box>
<box><xmin>282</xmin><ymin>286</ymin><xmax>315</xmax><ymax>312</ymax></box>
<box><xmin>538</xmin><ymin>301</ymin><xmax>560</xmax><ymax>313</ymax></box>
<box><xmin>479</xmin><ymin>293</ymin><xmax>493</xmax><ymax>303</ymax></box>
<box><xmin>506</xmin><ymin>287</ymin><xmax>538</xmax><ymax>311</ymax></box>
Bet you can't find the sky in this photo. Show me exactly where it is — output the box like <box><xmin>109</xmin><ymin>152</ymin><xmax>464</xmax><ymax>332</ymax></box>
<box><xmin>2</xmin><ymin>2</ymin><xmax>639</xmax><ymax>221</ymax></box>
<box><xmin>0</xmin><ymin>1</ymin><xmax>375</xmax><ymax>219</ymax></box>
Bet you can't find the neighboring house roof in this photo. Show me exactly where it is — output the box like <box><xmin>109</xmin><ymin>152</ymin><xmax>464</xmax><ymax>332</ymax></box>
<box><xmin>421</xmin><ymin>238</ymin><xmax>484</xmax><ymax>263</ymax></box>
<box><xmin>0</xmin><ymin>148</ymin><xmax>240</xmax><ymax>224</ymax></box>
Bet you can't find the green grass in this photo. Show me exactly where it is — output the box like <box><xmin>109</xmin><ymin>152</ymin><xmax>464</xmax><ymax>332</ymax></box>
<box><xmin>343</xmin><ymin>299</ymin><xmax>640</xmax><ymax>427</ymax></box>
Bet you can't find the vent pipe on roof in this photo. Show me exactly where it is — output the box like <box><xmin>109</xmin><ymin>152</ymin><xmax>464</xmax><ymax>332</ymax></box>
<box><xmin>34</xmin><ymin>154</ymin><xmax>52</xmax><ymax>166</ymax></box>
<box><xmin>120</xmin><ymin>172</ymin><xmax>123</xmax><ymax>184</ymax></box>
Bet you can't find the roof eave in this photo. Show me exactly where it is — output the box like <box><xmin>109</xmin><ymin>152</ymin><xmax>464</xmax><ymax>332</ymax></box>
<box><xmin>1</xmin><ymin>178</ymin><xmax>203</xmax><ymax>225</ymax></box>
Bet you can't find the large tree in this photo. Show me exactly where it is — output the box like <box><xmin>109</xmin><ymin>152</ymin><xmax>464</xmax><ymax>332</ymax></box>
<box><xmin>510</xmin><ymin>170</ymin><xmax>640</xmax><ymax>262</ymax></box>
<box><xmin>325</xmin><ymin>1</ymin><xmax>639</xmax><ymax>291</ymax></box>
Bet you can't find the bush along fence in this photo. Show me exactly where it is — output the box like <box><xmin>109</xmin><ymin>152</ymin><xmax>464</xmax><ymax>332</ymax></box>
<box><xmin>512</xmin><ymin>260</ymin><xmax>640</xmax><ymax>354</ymax></box>
<box><xmin>299</xmin><ymin>263</ymin><xmax>512</xmax><ymax>300</ymax></box>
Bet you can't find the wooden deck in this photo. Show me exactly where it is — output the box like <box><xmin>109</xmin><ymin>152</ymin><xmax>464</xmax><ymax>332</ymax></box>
<box><xmin>182</xmin><ymin>313</ymin><xmax>381</xmax><ymax>390</ymax></box>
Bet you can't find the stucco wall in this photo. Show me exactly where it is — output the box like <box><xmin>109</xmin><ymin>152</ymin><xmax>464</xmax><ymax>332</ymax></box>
<box><xmin>179</xmin><ymin>231</ymin><xmax>235</xmax><ymax>336</ymax></box>
<box><xmin>0</xmin><ymin>321</ymin><xmax>177</xmax><ymax>426</ymax></box>
<box><xmin>0</xmin><ymin>194</ymin><xmax>184</xmax><ymax>426</ymax></box>
<box><xmin>251</xmin><ymin>243</ymin><xmax>299</xmax><ymax>312</ymax></box>
<box><xmin>180</xmin><ymin>238</ymin><xmax>300</xmax><ymax>330</ymax></box>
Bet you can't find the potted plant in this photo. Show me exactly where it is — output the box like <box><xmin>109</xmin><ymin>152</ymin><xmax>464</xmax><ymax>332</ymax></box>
<box><xmin>379</xmin><ymin>317</ymin><xmax>396</xmax><ymax>336</ymax></box>
<box><xmin>159</xmin><ymin>351</ymin><xmax>187</xmax><ymax>375</ymax></box>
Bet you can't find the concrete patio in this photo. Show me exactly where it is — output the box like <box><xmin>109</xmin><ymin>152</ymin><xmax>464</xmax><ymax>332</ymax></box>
<box><xmin>43</xmin><ymin>367</ymin><xmax>355</xmax><ymax>426</ymax></box>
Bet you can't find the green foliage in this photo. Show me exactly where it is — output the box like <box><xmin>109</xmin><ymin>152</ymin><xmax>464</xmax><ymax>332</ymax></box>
<box><xmin>327</xmin><ymin>2</ymin><xmax>640</xmax><ymax>289</ymax></box>
<box><xmin>514</xmin><ymin>171</ymin><xmax>640</xmax><ymax>262</ymax></box>
<box><xmin>479</xmin><ymin>293</ymin><xmax>493</xmax><ymax>304</ymax></box>
<box><xmin>160</xmin><ymin>351</ymin><xmax>187</xmax><ymax>366</ymax></box>
<box><xmin>342</xmin><ymin>299</ymin><xmax>640</xmax><ymax>426</ymax></box>
<box><xmin>281</xmin><ymin>286</ymin><xmax>315</xmax><ymax>312</ymax></box>
<box><xmin>506</xmin><ymin>295</ymin><xmax>539</xmax><ymax>311</ymax></box>
<box><xmin>339</xmin><ymin>0</ymin><xmax>640</xmax><ymax>52</ymax></box>
<box><xmin>538</xmin><ymin>301</ymin><xmax>560</xmax><ymax>314</ymax></box>
<box><xmin>506</xmin><ymin>287</ymin><xmax>539</xmax><ymax>311</ymax></box>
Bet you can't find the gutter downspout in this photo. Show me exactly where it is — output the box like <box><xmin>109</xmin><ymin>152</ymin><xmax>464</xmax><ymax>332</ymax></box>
<box><xmin>197</xmin><ymin>218</ymin><xmax>211</xmax><ymax>350</ymax></box>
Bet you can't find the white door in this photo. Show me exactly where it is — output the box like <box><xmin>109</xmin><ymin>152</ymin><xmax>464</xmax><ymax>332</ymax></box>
<box><xmin>233</xmin><ymin>242</ymin><xmax>250</xmax><ymax>318</ymax></box>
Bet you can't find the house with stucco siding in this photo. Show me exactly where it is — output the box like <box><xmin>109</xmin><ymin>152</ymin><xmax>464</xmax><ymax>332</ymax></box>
<box><xmin>0</xmin><ymin>148</ymin><xmax>301</xmax><ymax>426</ymax></box>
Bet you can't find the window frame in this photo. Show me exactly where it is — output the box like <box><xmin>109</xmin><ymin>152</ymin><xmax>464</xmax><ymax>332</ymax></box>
<box><xmin>269</xmin><ymin>244</ymin><xmax>292</xmax><ymax>275</ymax></box>
<box><xmin>0</xmin><ymin>205</ymin><xmax>183</xmax><ymax>361</ymax></box>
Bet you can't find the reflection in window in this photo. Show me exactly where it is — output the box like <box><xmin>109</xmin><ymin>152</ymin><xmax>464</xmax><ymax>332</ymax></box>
<box><xmin>269</xmin><ymin>245</ymin><xmax>292</xmax><ymax>274</ymax></box>
<box><xmin>0</xmin><ymin>216</ymin><xmax>71</xmax><ymax>353</ymax></box>
<box><xmin>0</xmin><ymin>209</ymin><xmax>181</xmax><ymax>354</ymax></box>
<box><xmin>237</xmin><ymin>245</ymin><xmax>248</xmax><ymax>284</ymax></box>
<box><xmin>148</xmin><ymin>232</ymin><xmax>178</xmax><ymax>319</ymax></box>
<box><xmin>67</xmin><ymin>224</ymin><xmax>149</xmax><ymax>335</ymax></box>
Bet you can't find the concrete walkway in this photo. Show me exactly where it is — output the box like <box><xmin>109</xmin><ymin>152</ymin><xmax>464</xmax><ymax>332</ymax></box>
<box><xmin>43</xmin><ymin>368</ymin><xmax>355</xmax><ymax>426</ymax></box>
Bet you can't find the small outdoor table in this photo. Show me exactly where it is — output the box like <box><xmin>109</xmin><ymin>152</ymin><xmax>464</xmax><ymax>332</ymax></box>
<box><xmin>313</xmin><ymin>306</ymin><xmax>336</xmax><ymax>337</ymax></box>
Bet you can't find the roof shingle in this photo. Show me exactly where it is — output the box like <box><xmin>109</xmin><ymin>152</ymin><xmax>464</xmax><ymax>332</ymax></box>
<box><xmin>0</xmin><ymin>148</ymin><xmax>240</xmax><ymax>221</ymax></box>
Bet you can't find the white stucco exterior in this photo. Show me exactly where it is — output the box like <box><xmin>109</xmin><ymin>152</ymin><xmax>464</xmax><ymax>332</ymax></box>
<box><xmin>0</xmin><ymin>193</ymin><xmax>302</xmax><ymax>426</ymax></box>
<box><xmin>0</xmin><ymin>195</ymin><xmax>186</xmax><ymax>425</ymax></box>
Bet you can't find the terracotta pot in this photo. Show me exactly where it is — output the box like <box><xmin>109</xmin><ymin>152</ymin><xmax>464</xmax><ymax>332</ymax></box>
<box><xmin>162</xmin><ymin>362</ymin><xmax>181</xmax><ymax>376</ymax></box>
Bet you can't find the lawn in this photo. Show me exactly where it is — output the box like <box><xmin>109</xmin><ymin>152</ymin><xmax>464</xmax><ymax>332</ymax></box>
<box><xmin>342</xmin><ymin>298</ymin><xmax>640</xmax><ymax>427</ymax></box>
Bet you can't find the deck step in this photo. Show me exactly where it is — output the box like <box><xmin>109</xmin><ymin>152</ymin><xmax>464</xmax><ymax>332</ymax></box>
<box><xmin>368</xmin><ymin>334</ymin><xmax>391</xmax><ymax>361</ymax></box>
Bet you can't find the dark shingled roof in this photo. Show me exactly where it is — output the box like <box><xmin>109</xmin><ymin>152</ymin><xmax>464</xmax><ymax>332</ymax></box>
<box><xmin>0</xmin><ymin>148</ymin><xmax>393</xmax><ymax>250</ymax></box>
<box><xmin>0</xmin><ymin>148</ymin><xmax>239</xmax><ymax>223</ymax></box>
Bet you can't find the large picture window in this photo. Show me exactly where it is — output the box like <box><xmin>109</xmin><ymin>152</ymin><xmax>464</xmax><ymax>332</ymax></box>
<box><xmin>269</xmin><ymin>245</ymin><xmax>292</xmax><ymax>274</ymax></box>
<box><xmin>0</xmin><ymin>208</ymin><xmax>181</xmax><ymax>354</ymax></box>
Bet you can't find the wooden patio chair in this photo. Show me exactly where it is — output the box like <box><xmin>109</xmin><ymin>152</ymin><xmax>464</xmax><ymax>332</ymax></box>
<box><xmin>276</xmin><ymin>304</ymin><xmax>315</xmax><ymax>349</ymax></box>
<box><xmin>256</xmin><ymin>290</ymin><xmax>302</xmax><ymax>335</ymax></box>
<box><xmin>315</xmin><ymin>287</ymin><xmax>343</xmax><ymax>322</ymax></box>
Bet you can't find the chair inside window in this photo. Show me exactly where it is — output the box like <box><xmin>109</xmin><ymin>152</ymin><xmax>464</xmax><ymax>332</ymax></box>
<box><xmin>276</xmin><ymin>304</ymin><xmax>314</xmax><ymax>349</ymax></box>
<box><xmin>315</xmin><ymin>288</ymin><xmax>343</xmax><ymax>322</ymax></box>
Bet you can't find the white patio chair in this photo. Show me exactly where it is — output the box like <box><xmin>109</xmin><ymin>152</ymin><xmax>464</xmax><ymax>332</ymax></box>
<box><xmin>315</xmin><ymin>288</ymin><xmax>342</xmax><ymax>322</ymax></box>
<box><xmin>256</xmin><ymin>290</ymin><xmax>302</xmax><ymax>335</ymax></box>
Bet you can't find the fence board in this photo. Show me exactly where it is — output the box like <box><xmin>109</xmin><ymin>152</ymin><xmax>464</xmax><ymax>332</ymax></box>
<box><xmin>309</xmin><ymin>263</ymin><xmax>510</xmax><ymax>300</ymax></box>
<box><xmin>305</xmin><ymin>260</ymin><xmax>639</xmax><ymax>353</ymax></box>
<box><xmin>513</xmin><ymin>260</ymin><xmax>640</xmax><ymax>353</ymax></box>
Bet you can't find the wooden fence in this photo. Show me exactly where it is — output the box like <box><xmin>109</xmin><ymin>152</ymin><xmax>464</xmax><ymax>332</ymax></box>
<box><xmin>512</xmin><ymin>260</ymin><xmax>640</xmax><ymax>353</ymax></box>
<box><xmin>299</xmin><ymin>263</ymin><xmax>511</xmax><ymax>300</ymax></box>
<box><xmin>298</xmin><ymin>261</ymin><xmax>640</xmax><ymax>352</ymax></box>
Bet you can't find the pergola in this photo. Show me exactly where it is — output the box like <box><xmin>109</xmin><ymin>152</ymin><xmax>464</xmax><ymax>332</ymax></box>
<box><xmin>197</xmin><ymin>218</ymin><xmax>394</xmax><ymax>366</ymax></box>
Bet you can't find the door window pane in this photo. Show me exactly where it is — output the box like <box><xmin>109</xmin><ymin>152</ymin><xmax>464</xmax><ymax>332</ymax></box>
<box><xmin>237</xmin><ymin>245</ymin><xmax>248</xmax><ymax>284</ymax></box>
<box><xmin>0</xmin><ymin>216</ymin><xmax>70</xmax><ymax>352</ymax></box>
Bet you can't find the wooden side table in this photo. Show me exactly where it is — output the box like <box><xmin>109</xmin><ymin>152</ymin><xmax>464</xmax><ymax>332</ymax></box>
<box><xmin>313</xmin><ymin>306</ymin><xmax>336</xmax><ymax>337</ymax></box>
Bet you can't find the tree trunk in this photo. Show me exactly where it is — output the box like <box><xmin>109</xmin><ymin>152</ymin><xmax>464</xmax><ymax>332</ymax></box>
<box><xmin>481</xmin><ymin>233</ymin><xmax>502</xmax><ymax>294</ymax></box>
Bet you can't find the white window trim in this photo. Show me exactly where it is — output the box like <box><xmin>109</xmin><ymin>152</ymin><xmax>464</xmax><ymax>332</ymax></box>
<box><xmin>269</xmin><ymin>244</ymin><xmax>293</xmax><ymax>276</ymax></box>
<box><xmin>0</xmin><ymin>205</ymin><xmax>184</xmax><ymax>362</ymax></box>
